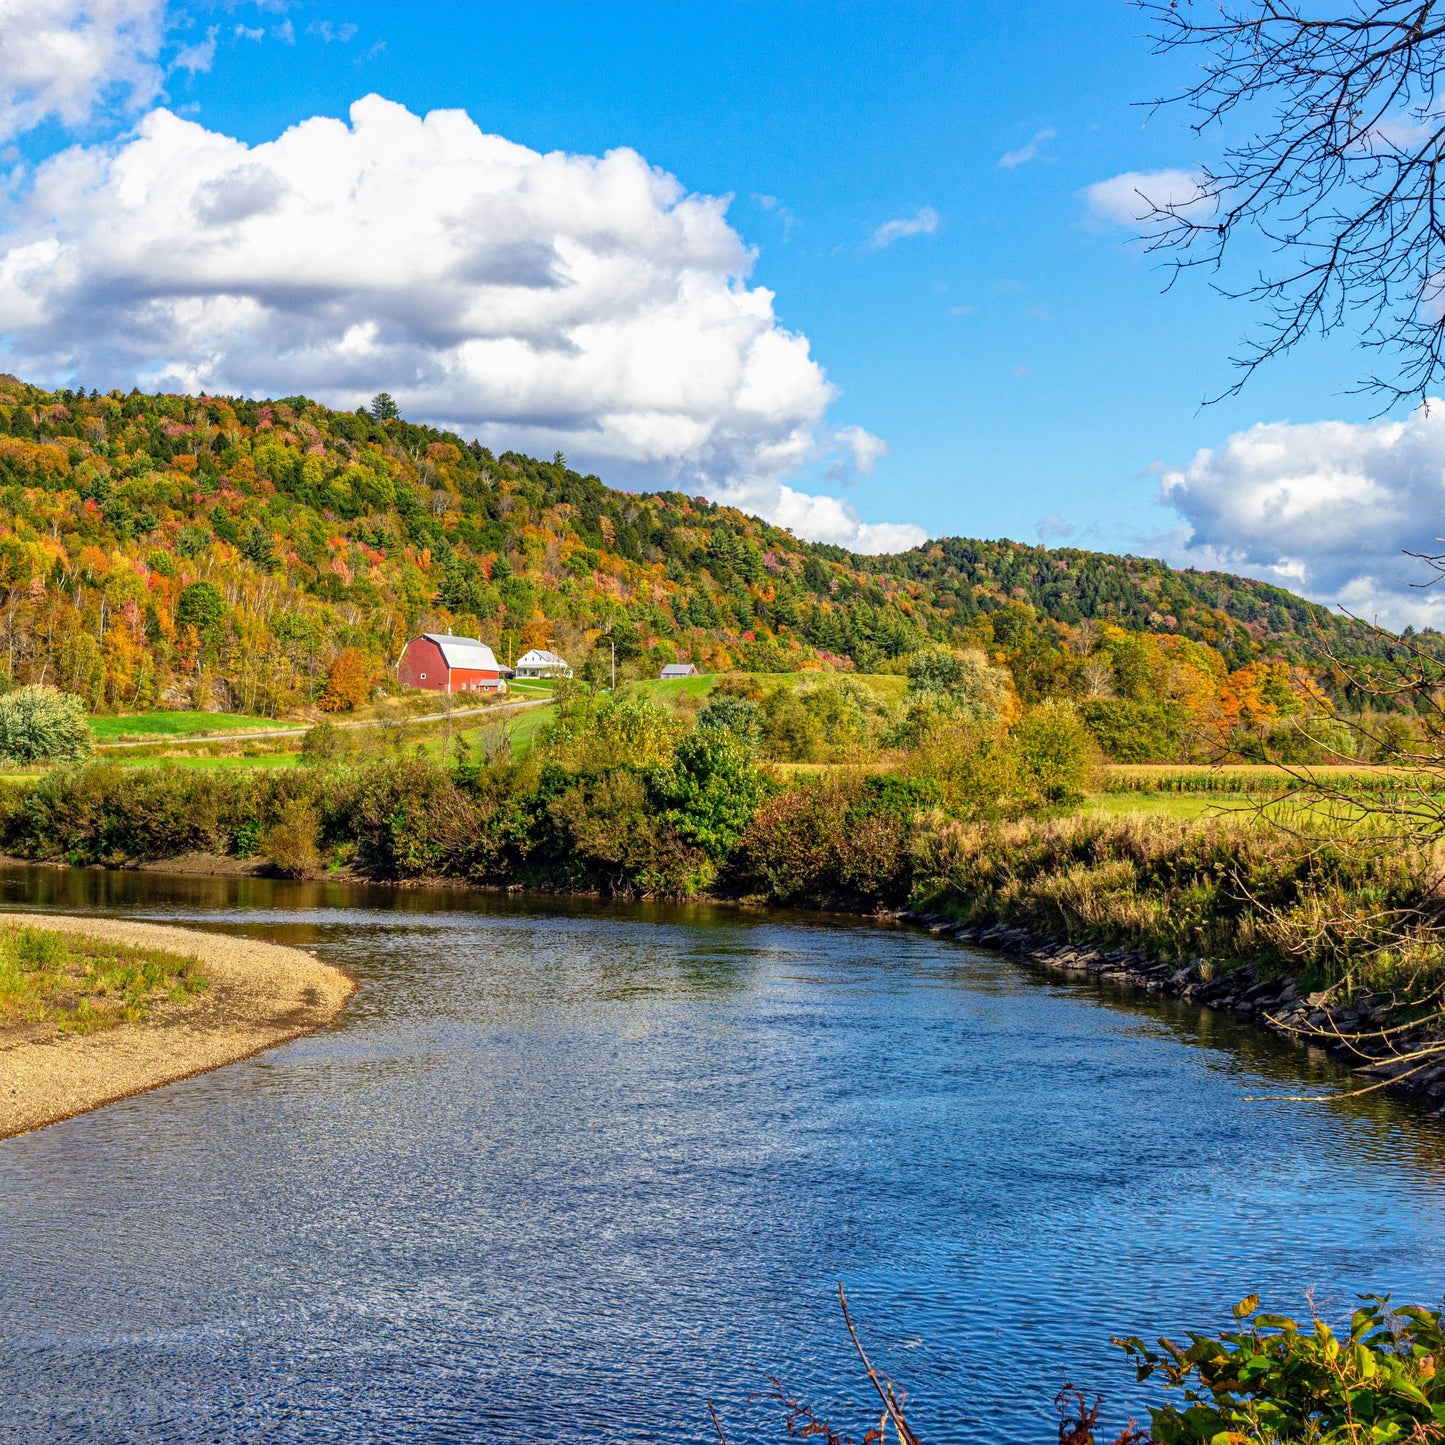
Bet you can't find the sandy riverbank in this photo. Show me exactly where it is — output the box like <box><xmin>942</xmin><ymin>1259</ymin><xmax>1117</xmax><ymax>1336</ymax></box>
<box><xmin>0</xmin><ymin>913</ymin><xmax>355</xmax><ymax>1140</ymax></box>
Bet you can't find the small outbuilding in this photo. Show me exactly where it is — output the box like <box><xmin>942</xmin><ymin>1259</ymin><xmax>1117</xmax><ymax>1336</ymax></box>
<box><xmin>659</xmin><ymin>663</ymin><xmax>700</xmax><ymax>680</ymax></box>
<box><xmin>398</xmin><ymin>633</ymin><xmax>508</xmax><ymax>695</ymax></box>
<box><xmin>514</xmin><ymin>648</ymin><xmax>573</xmax><ymax>679</ymax></box>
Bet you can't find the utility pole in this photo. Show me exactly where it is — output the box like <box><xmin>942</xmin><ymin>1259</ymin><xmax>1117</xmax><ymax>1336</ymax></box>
<box><xmin>610</xmin><ymin>638</ymin><xmax>616</xmax><ymax>691</ymax></box>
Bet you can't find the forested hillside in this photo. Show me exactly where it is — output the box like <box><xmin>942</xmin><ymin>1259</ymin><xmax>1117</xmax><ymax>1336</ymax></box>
<box><xmin>0</xmin><ymin>376</ymin><xmax>1404</xmax><ymax>728</ymax></box>
<box><xmin>889</xmin><ymin>538</ymin><xmax>1371</xmax><ymax>670</ymax></box>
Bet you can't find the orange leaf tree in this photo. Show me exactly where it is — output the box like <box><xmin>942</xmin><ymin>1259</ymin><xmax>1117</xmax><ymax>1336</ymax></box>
<box><xmin>319</xmin><ymin>648</ymin><xmax>374</xmax><ymax>712</ymax></box>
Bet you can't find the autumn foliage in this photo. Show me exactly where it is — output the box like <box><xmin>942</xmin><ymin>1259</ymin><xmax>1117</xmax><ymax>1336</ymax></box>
<box><xmin>319</xmin><ymin>648</ymin><xmax>374</xmax><ymax>712</ymax></box>
<box><xmin>0</xmin><ymin>376</ymin><xmax>1409</xmax><ymax>751</ymax></box>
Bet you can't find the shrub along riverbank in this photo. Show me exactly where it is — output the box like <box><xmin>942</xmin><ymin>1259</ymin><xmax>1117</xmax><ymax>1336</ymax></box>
<box><xmin>0</xmin><ymin>681</ymin><xmax>1440</xmax><ymax>1047</ymax></box>
<box><xmin>4</xmin><ymin>752</ymin><xmax>1444</xmax><ymax>1011</ymax></box>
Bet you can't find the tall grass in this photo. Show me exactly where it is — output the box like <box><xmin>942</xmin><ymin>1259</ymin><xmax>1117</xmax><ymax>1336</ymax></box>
<box><xmin>911</xmin><ymin>813</ymin><xmax>1445</xmax><ymax>998</ymax></box>
<box><xmin>0</xmin><ymin>925</ymin><xmax>206</xmax><ymax>1031</ymax></box>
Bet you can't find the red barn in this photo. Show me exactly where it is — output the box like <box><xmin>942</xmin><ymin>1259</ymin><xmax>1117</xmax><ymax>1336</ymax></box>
<box><xmin>398</xmin><ymin>633</ymin><xmax>508</xmax><ymax>695</ymax></box>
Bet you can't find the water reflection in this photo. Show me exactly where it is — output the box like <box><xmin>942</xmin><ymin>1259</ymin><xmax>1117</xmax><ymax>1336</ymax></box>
<box><xmin>0</xmin><ymin>863</ymin><xmax>1442</xmax><ymax>1444</ymax></box>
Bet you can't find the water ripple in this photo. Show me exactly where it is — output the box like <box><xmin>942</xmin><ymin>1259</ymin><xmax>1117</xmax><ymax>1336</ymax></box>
<box><xmin>1</xmin><ymin>868</ymin><xmax>1443</xmax><ymax>1443</ymax></box>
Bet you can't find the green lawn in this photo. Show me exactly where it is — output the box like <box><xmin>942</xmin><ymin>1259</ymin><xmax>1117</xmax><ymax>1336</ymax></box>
<box><xmin>415</xmin><ymin>704</ymin><xmax>554</xmax><ymax>762</ymax></box>
<box><xmin>90</xmin><ymin>710</ymin><xmax>280</xmax><ymax>743</ymax></box>
<box><xmin>113</xmin><ymin>753</ymin><xmax>303</xmax><ymax>771</ymax></box>
<box><xmin>630</xmin><ymin>670</ymin><xmax>909</xmax><ymax>710</ymax></box>
<box><xmin>1081</xmin><ymin>788</ymin><xmax>1416</xmax><ymax>832</ymax></box>
<box><xmin>506</xmin><ymin>678</ymin><xmax>558</xmax><ymax>698</ymax></box>
<box><xmin>630</xmin><ymin>673</ymin><xmax>719</xmax><ymax>706</ymax></box>
<box><xmin>1084</xmin><ymin>791</ymin><xmax>1251</xmax><ymax>821</ymax></box>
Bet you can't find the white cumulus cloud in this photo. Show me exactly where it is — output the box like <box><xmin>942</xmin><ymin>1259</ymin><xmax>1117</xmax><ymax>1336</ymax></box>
<box><xmin>1160</xmin><ymin>405</ymin><xmax>1445</xmax><ymax>627</ymax></box>
<box><xmin>718</xmin><ymin>476</ymin><xmax>923</xmax><ymax>554</ymax></box>
<box><xmin>0</xmin><ymin>0</ymin><xmax>165</xmax><ymax>140</ymax></box>
<box><xmin>1082</xmin><ymin>168</ymin><xmax>1209</xmax><ymax>229</ymax></box>
<box><xmin>829</xmin><ymin>423</ymin><xmax>888</xmax><ymax>480</ymax></box>
<box><xmin>0</xmin><ymin>94</ymin><xmax>921</xmax><ymax>554</ymax></box>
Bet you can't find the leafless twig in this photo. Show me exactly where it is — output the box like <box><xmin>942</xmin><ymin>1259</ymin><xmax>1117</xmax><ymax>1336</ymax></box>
<box><xmin>838</xmin><ymin>1284</ymin><xmax>924</xmax><ymax>1445</ymax></box>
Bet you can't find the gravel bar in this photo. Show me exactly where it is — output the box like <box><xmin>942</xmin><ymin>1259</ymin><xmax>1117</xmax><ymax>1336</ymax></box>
<box><xmin>0</xmin><ymin>913</ymin><xmax>355</xmax><ymax>1140</ymax></box>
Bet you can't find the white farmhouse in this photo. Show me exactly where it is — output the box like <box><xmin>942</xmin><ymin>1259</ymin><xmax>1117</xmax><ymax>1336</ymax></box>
<box><xmin>514</xmin><ymin>648</ymin><xmax>573</xmax><ymax>679</ymax></box>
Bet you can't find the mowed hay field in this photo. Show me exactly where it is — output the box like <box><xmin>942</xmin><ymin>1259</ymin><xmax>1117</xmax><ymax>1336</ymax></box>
<box><xmin>413</xmin><ymin>702</ymin><xmax>555</xmax><ymax>762</ymax></box>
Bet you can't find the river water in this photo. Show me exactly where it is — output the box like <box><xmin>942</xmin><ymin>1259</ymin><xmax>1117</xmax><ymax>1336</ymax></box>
<box><xmin>1</xmin><ymin>867</ymin><xmax>1443</xmax><ymax>1444</ymax></box>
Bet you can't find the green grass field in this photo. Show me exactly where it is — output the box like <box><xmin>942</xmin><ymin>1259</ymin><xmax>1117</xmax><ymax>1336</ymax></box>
<box><xmin>630</xmin><ymin>670</ymin><xmax>909</xmax><ymax>710</ymax></box>
<box><xmin>505</xmin><ymin>678</ymin><xmax>558</xmax><ymax>698</ymax></box>
<box><xmin>629</xmin><ymin>673</ymin><xmax>718</xmax><ymax>706</ymax></box>
<box><xmin>114</xmin><ymin>753</ymin><xmax>304</xmax><ymax>771</ymax></box>
<box><xmin>414</xmin><ymin>703</ymin><xmax>554</xmax><ymax>763</ymax></box>
<box><xmin>1084</xmin><ymin>791</ymin><xmax>1251</xmax><ymax>820</ymax></box>
<box><xmin>89</xmin><ymin>710</ymin><xmax>280</xmax><ymax>743</ymax></box>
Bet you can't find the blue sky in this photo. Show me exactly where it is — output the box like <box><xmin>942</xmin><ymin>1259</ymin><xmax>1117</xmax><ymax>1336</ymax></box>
<box><xmin>1</xmin><ymin>2</ymin><xmax>1437</xmax><ymax>621</ymax></box>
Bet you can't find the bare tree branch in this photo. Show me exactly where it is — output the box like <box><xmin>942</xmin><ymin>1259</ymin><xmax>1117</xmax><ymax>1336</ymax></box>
<box><xmin>1139</xmin><ymin>1</ymin><xmax>1445</xmax><ymax>407</ymax></box>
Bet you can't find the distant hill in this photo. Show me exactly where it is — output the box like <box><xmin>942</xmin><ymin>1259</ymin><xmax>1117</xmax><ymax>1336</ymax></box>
<box><xmin>0</xmin><ymin>377</ymin><xmax>1402</xmax><ymax>715</ymax></box>
<box><xmin>884</xmin><ymin>536</ymin><xmax>1396</xmax><ymax>669</ymax></box>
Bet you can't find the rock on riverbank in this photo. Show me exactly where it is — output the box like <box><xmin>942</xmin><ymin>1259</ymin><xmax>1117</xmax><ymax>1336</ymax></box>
<box><xmin>0</xmin><ymin>914</ymin><xmax>355</xmax><ymax>1140</ymax></box>
<box><xmin>905</xmin><ymin>912</ymin><xmax>1445</xmax><ymax>1117</ymax></box>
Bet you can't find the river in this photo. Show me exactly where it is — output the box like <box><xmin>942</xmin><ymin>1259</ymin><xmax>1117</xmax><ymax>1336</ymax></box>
<box><xmin>1</xmin><ymin>866</ymin><xmax>1443</xmax><ymax>1443</ymax></box>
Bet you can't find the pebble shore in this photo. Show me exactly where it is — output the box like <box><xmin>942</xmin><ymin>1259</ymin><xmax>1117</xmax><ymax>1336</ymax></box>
<box><xmin>0</xmin><ymin>914</ymin><xmax>355</xmax><ymax>1140</ymax></box>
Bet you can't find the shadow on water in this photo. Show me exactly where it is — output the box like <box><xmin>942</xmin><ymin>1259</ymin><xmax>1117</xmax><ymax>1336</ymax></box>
<box><xmin>1</xmin><ymin>861</ymin><xmax>1444</xmax><ymax>1444</ymax></box>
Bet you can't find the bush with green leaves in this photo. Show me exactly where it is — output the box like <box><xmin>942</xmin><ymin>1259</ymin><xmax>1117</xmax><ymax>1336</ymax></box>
<box><xmin>730</xmin><ymin>775</ymin><xmax>931</xmax><ymax>906</ymax></box>
<box><xmin>299</xmin><ymin>720</ymin><xmax>356</xmax><ymax>766</ymax></box>
<box><xmin>0</xmin><ymin>685</ymin><xmax>93</xmax><ymax>764</ymax></box>
<box><xmin>261</xmin><ymin>799</ymin><xmax>322</xmax><ymax>878</ymax></box>
<box><xmin>742</xmin><ymin>677</ymin><xmax>889</xmax><ymax>762</ymax></box>
<box><xmin>1016</xmin><ymin>700</ymin><xmax>1101</xmax><ymax>805</ymax></box>
<box><xmin>1079</xmin><ymin>699</ymin><xmax>1185</xmax><ymax>763</ymax></box>
<box><xmin>697</xmin><ymin>691</ymin><xmax>764</xmax><ymax>747</ymax></box>
<box><xmin>1248</xmin><ymin>715</ymin><xmax>1361</xmax><ymax>765</ymax></box>
<box><xmin>536</xmin><ymin>686</ymin><xmax>683</xmax><ymax>773</ymax></box>
<box><xmin>1116</xmin><ymin>1294</ymin><xmax>1445</xmax><ymax>1445</ymax></box>
<box><xmin>652</xmin><ymin>728</ymin><xmax>774</xmax><ymax>858</ymax></box>
<box><xmin>906</xmin><ymin>646</ymin><xmax>1015</xmax><ymax>721</ymax></box>
<box><xmin>337</xmin><ymin>757</ymin><xmax>485</xmax><ymax>878</ymax></box>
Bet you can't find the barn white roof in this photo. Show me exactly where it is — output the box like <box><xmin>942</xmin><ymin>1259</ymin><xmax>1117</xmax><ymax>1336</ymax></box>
<box><xmin>422</xmin><ymin>633</ymin><xmax>500</xmax><ymax>672</ymax></box>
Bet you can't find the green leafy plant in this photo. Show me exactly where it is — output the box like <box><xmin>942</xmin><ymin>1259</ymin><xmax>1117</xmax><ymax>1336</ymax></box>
<box><xmin>1016</xmin><ymin>699</ymin><xmax>1102</xmax><ymax>806</ymax></box>
<box><xmin>0</xmin><ymin>925</ymin><xmax>206</xmax><ymax>1031</ymax></box>
<box><xmin>1115</xmin><ymin>1294</ymin><xmax>1445</xmax><ymax>1445</ymax></box>
<box><xmin>0</xmin><ymin>684</ymin><xmax>93</xmax><ymax>764</ymax></box>
<box><xmin>260</xmin><ymin>798</ymin><xmax>322</xmax><ymax>878</ymax></box>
